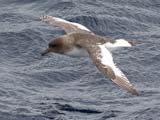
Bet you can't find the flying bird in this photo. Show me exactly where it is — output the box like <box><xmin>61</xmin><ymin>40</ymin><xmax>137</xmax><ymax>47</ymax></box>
<box><xmin>40</xmin><ymin>15</ymin><xmax>139</xmax><ymax>96</ymax></box>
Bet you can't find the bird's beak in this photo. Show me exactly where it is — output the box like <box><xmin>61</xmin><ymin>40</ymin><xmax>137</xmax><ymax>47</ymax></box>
<box><xmin>41</xmin><ymin>48</ymin><xmax>50</xmax><ymax>56</ymax></box>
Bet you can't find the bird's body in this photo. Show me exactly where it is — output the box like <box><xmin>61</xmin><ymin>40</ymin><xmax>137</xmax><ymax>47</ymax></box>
<box><xmin>65</xmin><ymin>46</ymin><xmax>88</xmax><ymax>57</ymax></box>
<box><xmin>40</xmin><ymin>15</ymin><xmax>139</xmax><ymax>96</ymax></box>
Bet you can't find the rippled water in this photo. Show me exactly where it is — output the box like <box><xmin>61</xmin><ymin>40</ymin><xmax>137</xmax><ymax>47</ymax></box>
<box><xmin>0</xmin><ymin>0</ymin><xmax>160</xmax><ymax>120</ymax></box>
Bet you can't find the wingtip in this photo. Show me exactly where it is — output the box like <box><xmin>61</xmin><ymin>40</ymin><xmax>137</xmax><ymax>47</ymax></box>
<box><xmin>40</xmin><ymin>15</ymin><xmax>52</xmax><ymax>22</ymax></box>
<box><xmin>131</xmin><ymin>88</ymin><xmax>139</xmax><ymax>96</ymax></box>
<box><xmin>126</xmin><ymin>84</ymin><xmax>139</xmax><ymax>96</ymax></box>
<box><xmin>111</xmin><ymin>76</ymin><xmax>139</xmax><ymax>96</ymax></box>
<box><xmin>128</xmin><ymin>40</ymin><xmax>136</xmax><ymax>46</ymax></box>
<box><xmin>40</xmin><ymin>15</ymin><xmax>46</xmax><ymax>21</ymax></box>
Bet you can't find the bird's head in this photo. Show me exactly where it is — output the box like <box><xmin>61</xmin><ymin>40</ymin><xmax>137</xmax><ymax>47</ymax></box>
<box><xmin>41</xmin><ymin>37</ymin><xmax>64</xmax><ymax>56</ymax></box>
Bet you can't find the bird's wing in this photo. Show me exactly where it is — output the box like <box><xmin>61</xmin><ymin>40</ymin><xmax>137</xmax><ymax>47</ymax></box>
<box><xmin>86</xmin><ymin>44</ymin><xmax>139</xmax><ymax>95</ymax></box>
<box><xmin>40</xmin><ymin>15</ymin><xmax>92</xmax><ymax>34</ymax></box>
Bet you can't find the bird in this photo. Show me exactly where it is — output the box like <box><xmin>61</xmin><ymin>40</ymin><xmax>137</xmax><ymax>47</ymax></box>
<box><xmin>40</xmin><ymin>15</ymin><xmax>139</xmax><ymax>96</ymax></box>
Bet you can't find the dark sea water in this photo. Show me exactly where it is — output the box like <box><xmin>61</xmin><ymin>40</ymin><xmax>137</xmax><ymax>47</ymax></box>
<box><xmin>0</xmin><ymin>0</ymin><xmax>160</xmax><ymax>120</ymax></box>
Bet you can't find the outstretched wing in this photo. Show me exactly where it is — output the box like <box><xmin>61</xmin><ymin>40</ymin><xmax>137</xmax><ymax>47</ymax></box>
<box><xmin>40</xmin><ymin>15</ymin><xmax>92</xmax><ymax>34</ymax></box>
<box><xmin>86</xmin><ymin>44</ymin><xmax>139</xmax><ymax>95</ymax></box>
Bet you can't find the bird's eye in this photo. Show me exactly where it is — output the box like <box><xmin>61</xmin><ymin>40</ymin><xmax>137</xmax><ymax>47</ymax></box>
<box><xmin>49</xmin><ymin>44</ymin><xmax>58</xmax><ymax>48</ymax></box>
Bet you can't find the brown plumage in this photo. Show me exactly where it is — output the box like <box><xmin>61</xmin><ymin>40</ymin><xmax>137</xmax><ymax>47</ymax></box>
<box><xmin>41</xmin><ymin>15</ymin><xmax>139</xmax><ymax>96</ymax></box>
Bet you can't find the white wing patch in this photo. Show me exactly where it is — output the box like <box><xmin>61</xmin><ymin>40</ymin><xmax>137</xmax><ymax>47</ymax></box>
<box><xmin>98</xmin><ymin>44</ymin><xmax>114</xmax><ymax>67</ymax></box>
<box><xmin>41</xmin><ymin>15</ymin><xmax>91</xmax><ymax>32</ymax></box>
<box><xmin>98</xmin><ymin>44</ymin><xmax>130</xmax><ymax>84</ymax></box>
<box><xmin>70</xmin><ymin>22</ymin><xmax>91</xmax><ymax>32</ymax></box>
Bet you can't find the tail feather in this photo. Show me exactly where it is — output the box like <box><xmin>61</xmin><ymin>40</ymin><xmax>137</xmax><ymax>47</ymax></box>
<box><xmin>105</xmin><ymin>39</ymin><xmax>135</xmax><ymax>48</ymax></box>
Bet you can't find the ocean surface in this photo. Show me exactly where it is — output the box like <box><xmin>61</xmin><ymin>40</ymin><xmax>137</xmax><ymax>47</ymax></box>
<box><xmin>0</xmin><ymin>0</ymin><xmax>160</xmax><ymax>120</ymax></box>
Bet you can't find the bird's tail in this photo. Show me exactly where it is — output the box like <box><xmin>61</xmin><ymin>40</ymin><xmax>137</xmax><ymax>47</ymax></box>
<box><xmin>105</xmin><ymin>39</ymin><xmax>135</xmax><ymax>49</ymax></box>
